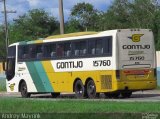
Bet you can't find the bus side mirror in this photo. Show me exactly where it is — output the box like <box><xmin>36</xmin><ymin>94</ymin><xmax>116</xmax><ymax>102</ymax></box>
<box><xmin>3</xmin><ymin>62</ymin><xmax>6</xmax><ymax>71</ymax></box>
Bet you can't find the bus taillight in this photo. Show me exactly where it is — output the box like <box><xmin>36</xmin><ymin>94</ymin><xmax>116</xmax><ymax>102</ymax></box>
<box><xmin>144</xmin><ymin>69</ymin><xmax>150</xmax><ymax>74</ymax></box>
<box><xmin>124</xmin><ymin>70</ymin><xmax>130</xmax><ymax>74</ymax></box>
<box><xmin>123</xmin><ymin>69</ymin><xmax>150</xmax><ymax>75</ymax></box>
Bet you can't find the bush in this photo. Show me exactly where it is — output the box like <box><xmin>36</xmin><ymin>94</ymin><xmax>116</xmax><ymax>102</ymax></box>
<box><xmin>0</xmin><ymin>79</ymin><xmax>6</xmax><ymax>91</ymax></box>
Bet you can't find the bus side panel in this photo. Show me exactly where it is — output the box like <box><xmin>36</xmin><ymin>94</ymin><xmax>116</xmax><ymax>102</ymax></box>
<box><xmin>71</xmin><ymin>71</ymin><xmax>99</xmax><ymax>91</ymax></box>
<box><xmin>7</xmin><ymin>62</ymin><xmax>38</xmax><ymax>93</ymax></box>
<box><xmin>42</xmin><ymin>61</ymin><xmax>73</xmax><ymax>92</ymax></box>
<box><xmin>71</xmin><ymin>70</ymin><xmax>117</xmax><ymax>93</ymax></box>
<box><xmin>25</xmin><ymin>61</ymin><xmax>53</xmax><ymax>92</ymax></box>
<box><xmin>98</xmin><ymin>70</ymin><xmax>118</xmax><ymax>92</ymax></box>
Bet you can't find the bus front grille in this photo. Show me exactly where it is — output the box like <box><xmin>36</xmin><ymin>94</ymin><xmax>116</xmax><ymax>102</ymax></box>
<box><xmin>101</xmin><ymin>75</ymin><xmax>112</xmax><ymax>89</ymax></box>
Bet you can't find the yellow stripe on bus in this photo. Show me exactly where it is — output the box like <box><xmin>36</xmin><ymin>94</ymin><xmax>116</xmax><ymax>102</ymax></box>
<box><xmin>46</xmin><ymin>32</ymin><xmax>98</xmax><ymax>39</ymax></box>
<box><xmin>41</xmin><ymin>61</ymin><xmax>58</xmax><ymax>91</ymax></box>
<box><xmin>35</xmin><ymin>40</ymin><xmax>43</xmax><ymax>43</ymax></box>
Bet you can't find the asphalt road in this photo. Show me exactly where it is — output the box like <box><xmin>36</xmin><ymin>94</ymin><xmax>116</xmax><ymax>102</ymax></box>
<box><xmin>0</xmin><ymin>90</ymin><xmax>160</xmax><ymax>102</ymax></box>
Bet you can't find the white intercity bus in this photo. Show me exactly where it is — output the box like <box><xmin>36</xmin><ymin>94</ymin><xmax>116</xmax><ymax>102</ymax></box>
<box><xmin>4</xmin><ymin>29</ymin><xmax>157</xmax><ymax>98</ymax></box>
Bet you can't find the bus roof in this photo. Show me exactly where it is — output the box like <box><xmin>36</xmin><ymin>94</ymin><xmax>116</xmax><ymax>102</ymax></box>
<box><xmin>15</xmin><ymin>31</ymin><xmax>98</xmax><ymax>45</ymax></box>
<box><xmin>10</xmin><ymin>29</ymin><xmax>152</xmax><ymax>46</ymax></box>
<box><xmin>45</xmin><ymin>32</ymin><xmax>98</xmax><ymax>39</ymax></box>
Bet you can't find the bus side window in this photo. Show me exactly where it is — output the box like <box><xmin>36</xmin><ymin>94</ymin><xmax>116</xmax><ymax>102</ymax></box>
<box><xmin>83</xmin><ymin>49</ymin><xmax>87</xmax><ymax>55</ymax></box>
<box><xmin>96</xmin><ymin>39</ymin><xmax>103</xmax><ymax>54</ymax></box>
<box><xmin>18</xmin><ymin>45</ymin><xmax>29</xmax><ymax>61</ymax></box>
<box><xmin>92</xmin><ymin>48</ymin><xmax>95</xmax><ymax>54</ymax></box>
<box><xmin>88</xmin><ymin>40</ymin><xmax>96</xmax><ymax>55</ymax></box>
<box><xmin>75</xmin><ymin>50</ymin><xmax>79</xmax><ymax>56</ymax></box>
<box><xmin>73</xmin><ymin>41</ymin><xmax>87</xmax><ymax>56</ymax></box>
<box><xmin>50</xmin><ymin>44</ymin><xmax>56</xmax><ymax>58</ymax></box>
<box><xmin>56</xmin><ymin>42</ymin><xmax>72</xmax><ymax>58</ymax></box>
<box><xmin>43</xmin><ymin>44</ymin><xmax>56</xmax><ymax>59</ymax></box>
<box><xmin>80</xmin><ymin>41</ymin><xmax>87</xmax><ymax>56</ymax></box>
<box><xmin>36</xmin><ymin>45</ymin><xmax>43</xmax><ymax>59</ymax></box>
<box><xmin>104</xmin><ymin>36</ymin><xmax>112</xmax><ymax>56</ymax></box>
<box><xmin>56</xmin><ymin>44</ymin><xmax>64</xmax><ymax>57</ymax></box>
<box><xmin>18</xmin><ymin>46</ymin><xmax>23</xmax><ymax>59</ymax></box>
<box><xmin>29</xmin><ymin>45</ymin><xmax>36</xmax><ymax>59</ymax></box>
<box><xmin>64</xmin><ymin>42</ymin><xmax>71</xmax><ymax>57</ymax></box>
<box><xmin>88</xmin><ymin>38</ymin><xmax>103</xmax><ymax>55</ymax></box>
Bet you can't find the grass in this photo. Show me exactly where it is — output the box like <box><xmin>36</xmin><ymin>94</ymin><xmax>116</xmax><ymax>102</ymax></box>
<box><xmin>1</xmin><ymin>98</ymin><xmax>160</xmax><ymax>113</ymax></box>
<box><xmin>156</xmin><ymin>85</ymin><xmax>160</xmax><ymax>90</ymax></box>
<box><xmin>0</xmin><ymin>79</ymin><xmax>6</xmax><ymax>91</ymax></box>
<box><xmin>0</xmin><ymin>79</ymin><xmax>160</xmax><ymax>118</ymax></box>
<box><xmin>0</xmin><ymin>98</ymin><xmax>160</xmax><ymax>119</ymax></box>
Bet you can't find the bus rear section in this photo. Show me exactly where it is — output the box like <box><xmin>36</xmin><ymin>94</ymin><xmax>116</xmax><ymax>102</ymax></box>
<box><xmin>116</xmin><ymin>29</ymin><xmax>157</xmax><ymax>97</ymax></box>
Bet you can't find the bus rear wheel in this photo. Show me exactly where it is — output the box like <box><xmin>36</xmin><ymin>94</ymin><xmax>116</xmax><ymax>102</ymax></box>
<box><xmin>20</xmin><ymin>81</ymin><xmax>31</xmax><ymax>98</ymax></box>
<box><xmin>74</xmin><ymin>80</ymin><xmax>85</xmax><ymax>98</ymax></box>
<box><xmin>121</xmin><ymin>91</ymin><xmax>132</xmax><ymax>98</ymax></box>
<box><xmin>86</xmin><ymin>80</ymin><xmax>97</xmax><ymax>99</ymax></box>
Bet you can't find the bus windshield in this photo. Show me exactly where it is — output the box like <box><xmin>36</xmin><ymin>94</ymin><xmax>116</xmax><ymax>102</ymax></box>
<box><xmin>6</xmin><ymin>46</ymin><xmax>16</xmax><ymax>81</ymax></box>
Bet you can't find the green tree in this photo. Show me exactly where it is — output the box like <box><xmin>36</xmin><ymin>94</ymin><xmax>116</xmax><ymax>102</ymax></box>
<box><xmin>153</xmin><ymin>10</ymin><xmax>160</xmax><ymax>50</ymax></box>
<box><xmin>65</xmin><ymin>19</ymin><xmax>83</xmax><ymax>33</ymax></box>
<box><xmin>128</xmin><ymin>0</ymin><xmax>156</xmax><ymax>28</ymax></box>
<box><xmin>0</xmin><ymin>27</ymin><xmax>6</xmax><ymax>59</ymax></box>
<box><xmin>101</xmin><ymin>0</ymin><xmax>130</xmax><ymax>30</ymax></box>
<box><xmin>9</xmin><ymin>9</ymin><xmax>59</xmax><ymax>43</ymax></box>
<box><xmin>102</xmin><ymin>0</ymin><xmax>160</xmax><ymax>50</ymax></box>
<box><xmin>102</xmin><ymin>0</ymin><xmax>158</xmax><ymax>29</ymax></box>
<box><xmin>70</xmin><ymin>2</ymin><xmax>100</xmax><ymax>31</ymax></box>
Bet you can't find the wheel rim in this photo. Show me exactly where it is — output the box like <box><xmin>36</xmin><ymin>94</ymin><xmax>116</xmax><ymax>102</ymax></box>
<box><xmin>75</xmin><ymin>81</ymin><xmax>84</xmax><ymax>98</ymax></box>
<box><xmin>87</xmin><ymin>80</ymin><xmax>96</xmax><ymax>98</ymax></box>
<box><xmin>21</xmin><ymin>82</ymin><xmax>27</xmax><ymax>97</ymax></box>
<box><xmin>88</xmin><ymin>84</ymin><xmax>95</xmax><ymax>95</ymax></box>
<box><xmin>75</xmin><ymin>84</ymin><xmax>83</xmax><ymax>95</ymax></box>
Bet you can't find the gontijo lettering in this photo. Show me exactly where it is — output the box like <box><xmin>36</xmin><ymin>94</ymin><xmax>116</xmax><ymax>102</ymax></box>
<box><xmin>57</xmin><ymin>61</ymin><xmax>83</xmax><ymax>69</ymax></box>
<box><xmin>122</xmin><ymin>45</ymin><xmax>150</xmax><ymax>49</ymax></box>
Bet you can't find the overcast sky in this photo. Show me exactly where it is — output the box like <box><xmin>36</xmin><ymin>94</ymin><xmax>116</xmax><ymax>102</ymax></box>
<box><xmin>0</xmin><ymin>0</ymin><xmax>113</xmax><ymax>25</ymax></box>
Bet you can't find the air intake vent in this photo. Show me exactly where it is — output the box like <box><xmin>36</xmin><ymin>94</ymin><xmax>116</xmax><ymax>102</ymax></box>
<box><xmin>101</xmin><ymin>75</ymin><xmax>112</xmax><ymax>89</ymax></box>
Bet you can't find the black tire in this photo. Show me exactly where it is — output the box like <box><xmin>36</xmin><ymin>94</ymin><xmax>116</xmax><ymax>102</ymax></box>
<box><xmin>20</xmin><ymin>81</ymin><xmax>31</xmax><ymax>98</ymax></box>
<box><xmin>104</xmin><ymin>92</ymin><xmax>120</xmax><ymax>99</ymax></box>
<box><xmin>121</xmin><ymin>91</ymin><xmax>132</xmax><ymax>98</ymax></box>
<box><xmin>86</xmin><ymin>80</ymin><xmax>97</xmax><ymax>99</ymax></box>
<box><xmin>74</xmin><ymin>80</ymin><xmax>85</xmax><ymax>98</ymax></box>
<box><xmin>51</xmin><ymin>92</ymin><xmax>60</xmax><ymax>98</ymax></box>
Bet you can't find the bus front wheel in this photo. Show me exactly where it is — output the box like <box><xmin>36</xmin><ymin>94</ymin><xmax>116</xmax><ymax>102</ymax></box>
<box><xmin>74</xmin><ymin>80</ymin><xmax>85</xmax><ymax>98</ymax></box>
<box><xmin>20</xmin><ymin>81</ymin><xmax>31</xmax><ymax>98</ymax></box>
